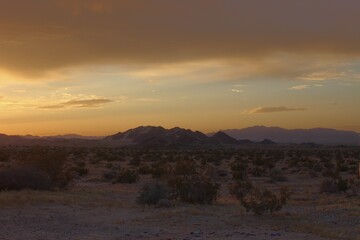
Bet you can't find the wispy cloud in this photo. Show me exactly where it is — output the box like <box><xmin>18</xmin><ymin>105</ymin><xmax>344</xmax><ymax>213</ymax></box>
<box><xmin>133</xmin><ymin>98</ymin><xmax>160</xmax><ymax>103</ymax></box>
<box><xmin>289</xmin><ymin>85</ymin><xmax>309</xmax><ymax>90</ymax></box>
<box><xmin>39</xmin><ymin>98</ymin><xmax>113</xmax><ymax>109</ymax></box>
<box><xmin>289</xmin><ymin>84</ymin><xmax>324</xmax><ymax>90</ymax></box>
<box><xmin>229</xmin><ymin>84</ymin><xmax>245</xmax><ymax>93</ymax></box>
<box><xmin>229</xmin><ymin>89</ymin><xmax>244</xmax><ymax>93</ymax></box>
<box><xmin>298</xmin><ymin>71</ymin><xmax>346</xmax><ymax>81</ymax></box>
<box><xmin>244</xmin><ymin>106</ymin><xmax>306</xmax><ymax>114</ymax></box>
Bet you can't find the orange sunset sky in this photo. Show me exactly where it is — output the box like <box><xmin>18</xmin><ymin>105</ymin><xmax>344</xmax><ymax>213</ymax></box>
<box><xmin>0</xmin><ymin>0</ymin><xmax>360</xmax><ymax>135</ymax></box>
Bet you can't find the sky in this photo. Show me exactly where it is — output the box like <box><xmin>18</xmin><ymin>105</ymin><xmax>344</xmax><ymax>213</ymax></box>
<box><xmin>0</xmin><ymin>0</ymin><xmax>360</xmax><ymax>135</ymax></box>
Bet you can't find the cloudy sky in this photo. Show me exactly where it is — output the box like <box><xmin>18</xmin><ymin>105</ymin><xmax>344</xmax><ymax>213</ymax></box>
<box><xmin>0</xmin><ymin>0</ymin><xmax>360</xmax><ymax>135</ymax></box>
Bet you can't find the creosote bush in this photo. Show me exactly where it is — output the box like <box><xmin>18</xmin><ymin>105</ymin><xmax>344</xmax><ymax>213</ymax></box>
<box><xmin>150</xmin><ymin>162</ymin><xmax>170</xmax><ymax>179</ymax></box>
<box><xmin>231</xmin><ymin>161</ymin><xmax>248</xmax><ymax>180</ymax></box>
<box><xmin>320</xmin><ymin>177</ymin><xmax>350</xmax><ymax>193</ymax></box>
<box><xmin>230</xmin><ymin>181</ymin><xmax>291</xmax><ymax>215</ymax></box>
<box><xmin>113</xmin><ymin>169</ymin><xmax>139</xmax><ymax>184</ymax></box>
<box><xmin>103</xmin><ymin>170</ymin><xmax>117</xmax><ymax>182</ymax></box>
<box><xmin>17</xmin><ymin>147</ymin><xmax>72</xmax><ymax>189</ymax></box>
<box><xmin>269</xmin><ymin>168</ymin><xmax>287</xmax><ymax>182</ymax></box>
<box><xmin>137</xmin><ymin>182</ymin><xmax>169</xmax><ymax>206</ymax></box>
<box><xmin>0</xmin><ymin>166</ymin><xmax>52</xmax><ymax>191</ymax></box>
<box><xmin>167</xmin><ymin>160</ymin><xmax>219</xmax><ymax>204</ymax></box>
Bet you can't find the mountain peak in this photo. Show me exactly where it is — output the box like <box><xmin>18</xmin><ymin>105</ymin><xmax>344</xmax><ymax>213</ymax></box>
<box><xmin>211</xmin><ymin>131</ymin><xmax>239</xmax><ymax>145</ymax></box>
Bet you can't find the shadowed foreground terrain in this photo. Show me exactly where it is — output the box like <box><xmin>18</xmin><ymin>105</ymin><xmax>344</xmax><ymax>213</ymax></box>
<box><xmin>0</xmin><ymin>146</ymin><xmax>359</xmax><ymax>240</ymax></box>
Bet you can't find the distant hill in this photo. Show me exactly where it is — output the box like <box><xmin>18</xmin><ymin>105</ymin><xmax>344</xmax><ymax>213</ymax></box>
<box><xmin>107</xmin><ymin>126</ymin><xmax>211</xmax><ymax>147</ymax></box>
<box><xmin>210</xmin><ymin>131</ymin><xmax>240</xmax><ymax>145</ymax></box>
<box><xmin>44</xmin><ymin>134</ymin><xmax>104</xmax><ymax>140</ymax></box>
<box><xmin>214</xmin><ymin>126</ymin><xmax>360</xmax><ymax>145</ymax></box>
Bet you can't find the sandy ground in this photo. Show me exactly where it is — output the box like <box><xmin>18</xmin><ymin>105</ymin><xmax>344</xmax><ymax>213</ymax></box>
<box><xmin>0</xmin><ymin>179</ymin><xmax>358</xmax><ymax>240</ymax></box>
<box><xmin>1</xmin><ymin>148</ymin><xmax>359</xmax><ymax>240</ymax></box>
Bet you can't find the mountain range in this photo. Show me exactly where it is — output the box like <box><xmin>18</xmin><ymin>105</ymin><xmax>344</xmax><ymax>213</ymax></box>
<box><xmin>0</xmin><ymin>126</ymin><xmax>359</xmax><ymax>147</ymax></box>
<box><xmin>212</xmin><ymin>126</ymin><xmax>360</xmax><ymax>146</ymax></box>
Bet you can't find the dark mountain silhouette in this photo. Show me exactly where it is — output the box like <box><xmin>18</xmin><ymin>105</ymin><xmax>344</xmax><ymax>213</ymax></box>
<box><xmin>45</xmin><ymin>134</ymin><xmax>104</xmax><ymax>140</ymax></box>
<box><xmin>0</xmin><ymin>126</ymin><xmax>359</xmax><ymax>147</ymax></box>
<box><xmin>238</xmin><ymin>139</ymin><xmax>255</xmax><ymax>144</ymax></box>
<box><xmin>210</xmin><ymin>131</ymin><xmax>240</xmax><ymax>145</ymax></box>
<box><xmin>216</xmin><ymin>126</ymin><xmax>360</xmax><ymax>145</ymax></box>
<box><xmin>260</xmin><ymin>138</ymin><xmax>276</xmax><ymax>145</ymax></box>
<box><xmin>107</xmin><ymin>126</ymin><xmax>211</xmax><ymax>147</ymax></box>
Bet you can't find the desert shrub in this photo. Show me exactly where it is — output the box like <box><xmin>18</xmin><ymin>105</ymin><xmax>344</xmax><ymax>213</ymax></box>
<box><xmin>337</xmin><ymin>177</ymin><xmax>349</xmax><ymax>192</ymax></box>
<box><xmin>319</xmin><ymin>178</ymin><xmax>338</xmax><ymax>193</ymax></box>
<box><xmin>216</xmin><ymin>169</ymin><xmax>228</xmax><ymax>178</ymax></box>
<box><xmin>347</xmin><ymin>178</ymin><xmax>360</xmax><ymax>196</ymax></box>
<box><xmin>71</xmin><ymin>166</ymin><xmax>89</xmax><ymax>177</ymax></box>
<box><xmin>137</xmin><ymin>182</ymin><xmax>169</xmax><ymax>206</ymax></box>
<box><xmin>138</xmin><ymin>164</ymin><xmax>151</xmax><ymax>175</ymax></box>
<box><xmin>17</xmin><ymin>147</ymin><xmax>72</xmax><ymax>188</ymax></box>
<box><xmin>167</xmin><ymin>174</ymin><xmax>219</xmax><ymax>204</ymax></box>
<box><xmin>151</xmin><ymin>162</ymin><xmax>170</xmax><ymax>179</ymax></box>
<box><xmin>229</xmin><ymin>180</ymin><xmax>253</xmax><ymax>200</ymax></box>
<box><xmin>312</xmin><ymin>164</ymin><xmax>323</xmax><ymax>172</ymax></box>
<box><xmin>113</xmin><ymin>169</ymin><xmax>139</xmax><ymax>184</ymax></box>
<box><xmin>173</xmin><ymin>160</ymin><xmax>196</xmax><ymax>175</ymax></box>
<box><xmin>164</xmin><ymin>159</ymin><xmax>219</xmax><ymax>204</ymax></box>
<box><xmin>269</xmin><ymin>168</ymin><xmax>287</xmax><ymax>182</ymax></box>
<box><xmin>129</xmin><ymin>157</ymin><xmax>141</xmax><ymax>166</ymax></box>
<box><xmin>242</xmin><ymin>187</ymin><xmax>291</xmax><ymax>215</ymax></box>
<box><xmin>320</xmin><ymin>177</ymin><xmax>349</xmax><ymax>193</ymax></box>
<box><xmin>0</xmin><ymin>150</ymin><xmax>10</xmax><ymax>162</ymax></box>
<box><xmin>156</xmin><ymin>199</ymin><xmax>173</xmax><ymax>208</ymax></box>
<box><xmin>103</xmin><ymin>170</ymin><xmax>117</xmax><ymax>182</ymax></box>
<box><xmin>322</xmin><ymin>168</ymin><xmax>339</xmax><ymax>179</ymax></box>
<box><xmin>231</xmin><ymin>162</ymin><xmax>248</xmax><ymax>180</ymax></box>
<box><xmin>251</xmin><ymin>166</ymin><xmax>266</xmax><ymax>177</ymax></box>
<box><xmin>338</xmin><ymin>164</ymin><xmax>348</xmax><ymax>172</ymax></box>
<box><xmin>230</xmin><ymin>181</ymin><xmax>291</xmax><ymax>215</ymax></box>
<box><xmin>0</xmin><ymin>166</ymin><xmax>52</xmax><ymax>191</ymax></box>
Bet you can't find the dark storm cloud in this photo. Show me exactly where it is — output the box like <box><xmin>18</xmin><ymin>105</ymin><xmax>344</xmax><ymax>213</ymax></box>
<box><xmin>1</xmin><ymin>0</ymin><xmax>360</xmax><ymax>76</ymax></box>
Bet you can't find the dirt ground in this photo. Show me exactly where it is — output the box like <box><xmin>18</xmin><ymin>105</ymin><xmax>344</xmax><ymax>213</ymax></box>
<box><xmin>1</xmin><ymin>146</ymin><xmax>359</xmax><ymax>240</ymax></box>
<box><xmin>0</xmin><ymin>176</ymin><xmax>359</xmax><ymax>240</ymax></box>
